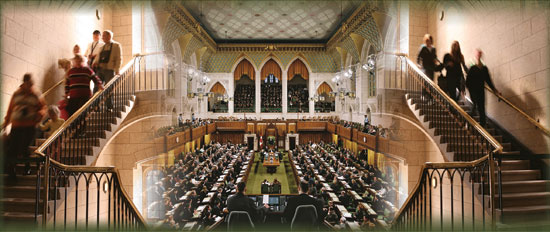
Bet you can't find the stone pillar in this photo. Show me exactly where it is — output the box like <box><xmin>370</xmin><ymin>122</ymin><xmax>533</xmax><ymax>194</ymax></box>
<box><xmin>229</xmin><ymin>77</ymin><xmax>234</xmax><ymax>115</ymax></box>
<box><xmin>309</xmin><ymin>74</ymin><xmax>315</xmax><ymax>116</ymax></box>
<box><xmin>282</xmin><ymin>69</ymin><xmax>288</xmax><ymax>118</ymax></box>
<box><xmin>255</xmin><ymin>71</ymin><xmax>261</xmax><ymax>118</ymax></box>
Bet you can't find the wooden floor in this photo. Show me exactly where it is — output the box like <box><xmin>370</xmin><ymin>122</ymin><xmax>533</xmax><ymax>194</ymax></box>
<box><xmin>245</xmin><ymin>152</ymin><xmax>298</xmax><ymax>195</ymax></box>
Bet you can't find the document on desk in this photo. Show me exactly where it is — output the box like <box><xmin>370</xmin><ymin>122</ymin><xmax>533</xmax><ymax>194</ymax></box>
<box><xmin>263</xmin><ymin>195</ymin><xmax>269</xmax><ymax>204</ymax></box>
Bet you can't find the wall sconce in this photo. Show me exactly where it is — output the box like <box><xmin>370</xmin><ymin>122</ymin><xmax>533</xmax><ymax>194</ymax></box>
<box><xmin>102</xmin><ymin>181</ymin><xmax>109</xmax><ymax>193</ymax></box>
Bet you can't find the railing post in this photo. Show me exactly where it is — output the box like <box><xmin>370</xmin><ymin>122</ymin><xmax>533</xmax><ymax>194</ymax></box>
<box><xmin>42</xmin><ymin>156</ymin><xmax>50</xmax><ymax>226</ymax></box>
<box><xmin>488</xmin><ymin>151</ymin><xmax>497</xmax><ymax>228</ymax></box>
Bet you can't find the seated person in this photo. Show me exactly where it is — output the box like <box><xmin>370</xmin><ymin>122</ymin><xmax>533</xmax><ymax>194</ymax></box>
<box><xmin>226</xmin><ymin>182</ymin><xmax>269</xmax><ymax>223</ymax></box>
<box><xmin>283</xmin><ymin>181</ymin><xmax>326</xmax><ymax>225</ymax></box>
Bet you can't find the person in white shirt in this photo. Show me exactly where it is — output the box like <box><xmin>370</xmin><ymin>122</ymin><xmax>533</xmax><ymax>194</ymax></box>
<box><xmin>84</xmin><ymin>30</ymin><xmax>104</xmax><ymax>69</ymax></box>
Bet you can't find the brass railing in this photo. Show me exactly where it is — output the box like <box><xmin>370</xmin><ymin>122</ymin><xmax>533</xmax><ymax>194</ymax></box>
<box><xmin>390</xmin><ymin>54</ymin><xmax>503</xmax><ymax>230</ymax></box>
<box><xmin>485</xmin><ymin>86</ymin><xmax>550</xmax><ymax>136</ymax></box>
<box><xmin>32</xmin><ymin>52</ymin><xmax>166</xmax><ymax>229</ymax></box>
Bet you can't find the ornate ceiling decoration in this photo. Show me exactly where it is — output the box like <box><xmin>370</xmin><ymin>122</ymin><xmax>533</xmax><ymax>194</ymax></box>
<box><xmin>179</xmin><ymin>0</ymin><xmax>361</xmax><ymax>42</ymax></box>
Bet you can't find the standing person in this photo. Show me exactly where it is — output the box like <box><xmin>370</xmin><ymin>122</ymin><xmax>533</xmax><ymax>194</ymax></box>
<box><xmin>3</xmin><ymin>74</ymin><xmax>46</xmax><ymax>178</ymax></box>
<box><xmin>417</xmin><ymin>34</ymin><xmax>441</xmax><ymax>101</ymax></box>
<box><xmin>93</xmin><ymin>30</ymin><xmax>122</xmax><ymax>111</ymax></box>
<box><xmin>417</xmin><ymin>34</ymin><xmax>439</xmax><ymax>81</ymax></box>
<box><xmin>442</xmin><ymin>41</ymin><xmax>468</xmax><ymax>102</ymax></box>
<box><xmin>84</xmin><ymin>30</ymin><xmax>104</xmax><ymax>69</ymax></box>
<box><xmin>466</xmin><ymin>49</ymin><xmax>500</xmax><ymax>127</ymax></box>
<box><xmin>66</xmin><ymin>54</ymin><xmax>104</xmax><ymax>118</ymax></box>
<box><xmin>177</xmin><ymin>113</ymin><xmax>184</xmax><ymax>127</ymax></box>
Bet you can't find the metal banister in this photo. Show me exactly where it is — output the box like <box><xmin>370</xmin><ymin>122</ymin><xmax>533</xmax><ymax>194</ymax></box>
<box><xmin>390</xmin><ymin>54</ymin><xmax>503</xmax><ymax>230</ymax></box>
<box><xmin>33</xmin><ymin>53</ymin><xmax>164</xmax><ymax>229</ymax></box>
<box><xmin>484</xmin><ymin>86</ymin><xmax>550</xmax><ymax>136</ymax></box>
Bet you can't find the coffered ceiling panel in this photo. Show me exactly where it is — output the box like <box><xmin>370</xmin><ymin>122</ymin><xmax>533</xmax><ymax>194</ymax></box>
<box><xmin>180</xmin><ymin>0</ymin><xmax>361</xmax><ymax>42</ymax></box>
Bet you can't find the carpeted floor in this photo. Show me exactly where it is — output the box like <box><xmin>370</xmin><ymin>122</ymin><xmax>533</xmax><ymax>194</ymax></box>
<box><xmin>246</xmin><ymin>152</ymin><xmax>298</xmax><ymax>194</ymax></box>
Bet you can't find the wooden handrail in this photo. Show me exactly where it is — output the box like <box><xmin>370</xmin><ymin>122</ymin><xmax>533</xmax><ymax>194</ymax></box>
<box><xmin>485</xmin><ymin>86</ymin><xmax>550</xmax><ymax>136</ymax></box>
<box><xmin>40</xmin><ymin>78</ymin><xmax>65</xmax><ymax>98</ymax></box>
<box><xmin>402</xmin><ymin>55</ymin><xmax>503</xmax><ymax>154</ymax></box>
<box><xmin>34</xmin><ymin>52</ymin><xmax>158</xmax><ymax>228</ymax></box>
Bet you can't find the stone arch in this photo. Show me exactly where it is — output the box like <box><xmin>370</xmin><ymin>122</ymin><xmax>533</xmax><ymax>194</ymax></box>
<box><xmin>208</xmin><ymin>81</ymin><xmax>228</xmax><ymax>95</ymax></box>
<box><xmin>285</xmin><ymin>56</ymin><xmax>312</xmax><ymax>74</ymax></box>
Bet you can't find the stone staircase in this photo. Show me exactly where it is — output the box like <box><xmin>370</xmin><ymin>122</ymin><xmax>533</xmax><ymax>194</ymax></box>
<box><xmin>1</xmin><ymin>96</ymin><xmax>135</xmax><ymax>225</ymax></box>
<box><xmin>406</xmin><ymin>93</ymin><xmax>550</xmax><ymax>228</ymax></box>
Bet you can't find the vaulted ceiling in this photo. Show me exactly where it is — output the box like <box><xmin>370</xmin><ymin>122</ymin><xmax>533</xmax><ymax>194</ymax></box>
<box><xmin>180</xmin><ymin>0</ymin><xmax>362</xmax><ymax>42</ymax></box>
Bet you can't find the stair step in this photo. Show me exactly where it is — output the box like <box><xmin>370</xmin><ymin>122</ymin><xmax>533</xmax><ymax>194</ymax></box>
<box><xmin>1</xmin><ymin>174</ymin><xmax>39</xmax><ymax>186</ymax></box>
<box><xmin>498</xmin><ymin>205</ymin><xmax>550</xmax><ymax>223</ymax></box>
<box><xmin>1</xmin><ymin>211</ymin><xmax>40</xmax><ymax>223</ymax></box>
<box><xmin>500</xmin><ymin>160</ymin><xmax>530</xmax><ymax>170</ymax></box>
<box><xmin>490</xmin><ymin>192</ymin><xmax>550</xmax><ymax>208</ymax></box>
<box><xmin>497</xmin><ymin>170</ymin><xmax>541</xmax><ymax>181</ymax></box>
<box><xmin>498</xmin><ymin>180</ymin><xmax>550</xmax><ymax>194</ymax></box>
<box><xmin>0</xmin><ymin>198</ymin><xmax>44</xmax><ymax>214</ymax></box>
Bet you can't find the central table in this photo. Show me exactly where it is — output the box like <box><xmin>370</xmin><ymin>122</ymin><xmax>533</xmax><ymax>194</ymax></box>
<box><xmin>263</xmin><ymin>152</ymin><xmax>280</xmax><ymax>174</ymax></box>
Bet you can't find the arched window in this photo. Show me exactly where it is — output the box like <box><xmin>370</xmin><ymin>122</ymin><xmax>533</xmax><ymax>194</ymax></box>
<box><xmin>260</xmin><ymin>59</ymin><xmax>282</xmax><ymax>113</ymax></box>
<box><xmin>234</xmin><ymin>59</ymin><xmax>255</xmax><ymax>112</ymax></box>
<box><xmin>287</xmin><ymin>59</ymin><xmax>309</xmax><ymax>113</ymax></box>
<box><xmin>315</xmin><ymin>82</ymin><xmax>335</xmax><ymax>112</ymax></box>
<box><xmin>208</xmin><ymin>82</ymin><xmax>228</xmax><ymax>113</ymax></box>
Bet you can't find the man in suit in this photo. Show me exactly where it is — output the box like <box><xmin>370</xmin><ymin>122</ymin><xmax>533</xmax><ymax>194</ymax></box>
<box><xmin>226</xmin><ymin>182</ymin><xmax>269</xmax><ymax>223</ymax></box>
<box><xmin>466</xmin><ymin>49</ymin><xmax>500</xmax><ymax>127</ymax></box>
<box><xmin>283</xmin><ymin>181</ymin><xmax>326</xmax><ymax>225</ymax></box>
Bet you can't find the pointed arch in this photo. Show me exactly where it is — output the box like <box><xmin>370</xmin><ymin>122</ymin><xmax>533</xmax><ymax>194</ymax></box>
<box><xmin>209</xmin><ymin>82</ymin><xmax>227</xmax><ymax>95</ymax></box>
<box><xmin>316</xmin><ymin>82</ymin><xmax>333</xmax><ymax>95</ymax></box>
<box><xmin>233</xmin><ymin>58</ymin><xmax>256</xmax><ymax>81</ymax></box>
<box><xmin>287</xmin><ymin>58</ymin><xmax>310</xmax><ymax>81</ymax></box>
<box><xmin>260</xmin><ymin>59</ymin><xmax>282</xmax><ymax>81</ymax></box>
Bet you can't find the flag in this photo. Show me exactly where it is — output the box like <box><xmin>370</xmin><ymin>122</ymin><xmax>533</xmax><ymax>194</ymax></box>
<box><xmin>259</xmin><ymin>135</ymin><xmax>263</xmax><ymax>148</ymax></box>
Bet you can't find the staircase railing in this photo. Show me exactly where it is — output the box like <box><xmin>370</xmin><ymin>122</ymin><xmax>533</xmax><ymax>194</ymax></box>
<box><xmin>33</xmin><ymin>52</ymin><xmax>167</xmax><ymax>229</ymax></box>
<box><xmin>484</xmin><ymin>86</ymin><xmax>550</xmax><ymax>136</ymax></box>
<box><xmin>389</xmin><ymin>54</ymin><xmax>503</xmax><ymax>229</ymax></box>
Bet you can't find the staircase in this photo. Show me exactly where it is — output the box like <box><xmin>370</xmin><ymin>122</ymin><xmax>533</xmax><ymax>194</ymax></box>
<box><xmin>406</xmin><ymin>92</ymin><xmax>550</xmax><ymax>228</ymax></box>
<box><xmin>1</xmin><ymin>97</ymin><xmax>134</xmax><ymax>225</ymax></box>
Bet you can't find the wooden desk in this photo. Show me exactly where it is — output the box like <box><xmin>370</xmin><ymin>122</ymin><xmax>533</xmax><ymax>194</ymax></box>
<box><xmin>360</xmin><ymin>202</ymin><xmax>377</xmax><ymax>216</ymax></box>
<box><xmin>336</xmin><ymin>204</ymin><xmax>353</xmax><ymax>219</ymax></box>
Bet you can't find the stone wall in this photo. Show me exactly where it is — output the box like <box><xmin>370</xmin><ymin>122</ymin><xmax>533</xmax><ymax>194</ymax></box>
<box><xmin>426</xmin><ymin>1</ymin><xmax>550</xmax><ymax>153</ymax></box>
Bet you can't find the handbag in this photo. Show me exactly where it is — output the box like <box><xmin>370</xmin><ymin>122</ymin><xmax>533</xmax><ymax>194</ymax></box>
<box><xmin>437</xmin><ymin>72</ymin><xmax>447</xmax><ymax>91</ymax></box>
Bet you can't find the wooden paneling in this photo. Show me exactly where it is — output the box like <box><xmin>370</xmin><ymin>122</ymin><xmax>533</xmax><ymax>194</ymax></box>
<box><xmin>192</xmin><ymin>126</ymin><xmax>206</xmax><ymax>140</ymax></box>
<box><xmin>299</xmin><ymin>132</ymin><xmax>331</xmax><ymax>144</ymax></box>
<box><xmin>337</xmin><ymin>125</ymin><xmax>351</xmax><ymax>140</ymax></box>
<box><xmin>276</xmin><ymin>123</ymin><xmax>287</xmax><ymax>136</ymax></box>
<box><xmin>246</xmin><ymin>123</ymin><xmax>255</xmax><ymax>133</ymax></box>
<box><xmin>327</xmin><ymin>122</ymin><xmax>336</xmax><ymax>134</ymax></box>
<box><xmin>213</xmin><ymin>132</ymin><xmax>244</xmax><ymax>144</ymax></box>
<box><xmin>378</xmin><ymin>137</ymin><xmax>389</xmax><ymax>153</ymax></box>
<box><xmin>207</xmin><ymin>123</ymin><xmax>216</xmax><ymax>134</ymax></box>
<box><xmin>297</xmin><ymin>121</ymin><xmax>326</xmax><ymax>131</ymax></box>
<box><xmin>215</xmin><ymin>121</ymin><xmax>246</xmax><ymax>131</ymax></box>
<box><xmin>356</xmin><ymin>131</ymin><xmax>376</xmax><ymax>150</ymax></box>
<box><xmin>288</xmin><ymin>123</ymin><xmax>297</xmax><ymax>134</ymax></box>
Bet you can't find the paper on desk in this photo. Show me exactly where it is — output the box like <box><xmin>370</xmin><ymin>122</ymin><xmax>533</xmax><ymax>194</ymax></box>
<box><xmin>263</xmin><ymin>195</ymin><xmax>269</xmax><ymax>204</ymax></box>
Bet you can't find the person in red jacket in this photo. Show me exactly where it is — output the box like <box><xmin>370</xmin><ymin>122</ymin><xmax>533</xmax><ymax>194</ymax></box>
<box><xmin>3</xmin><ymin>74</ymin><xmax>46</xmax><ymax>178</ymax></box>
<box><xmin>65</xmin><ymin>54</ymin><xmax>104</xmax><ymax>117</ymax></box>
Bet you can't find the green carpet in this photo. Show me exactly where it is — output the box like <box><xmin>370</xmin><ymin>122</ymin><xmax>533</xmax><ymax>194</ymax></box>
<box><xmin>246</xmin><ymin>152</ymin><xmax>298</xmax><ymax>194</ymax></box>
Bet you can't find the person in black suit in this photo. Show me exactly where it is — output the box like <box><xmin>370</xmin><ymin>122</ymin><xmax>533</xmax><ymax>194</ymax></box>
<box><xmin>226</xmin><ymin>182</ymin><xmax>269</xmax><ymax>222</ymax></box>
<box><xmin>283</xmin><ymin>181</ymin><xmax>327</xmax><ymax>225</ymax></box>
<box><xmin>466</xmin><ymin>49</ymin><xmax>500</xmax><ymax>127</ymax></box>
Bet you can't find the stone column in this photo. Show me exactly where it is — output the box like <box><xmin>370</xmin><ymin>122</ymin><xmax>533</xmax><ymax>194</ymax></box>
<box><xmin>309</xmin><ymin>74</ymin><xmax>315</xmax><ymax>116</ymax></box>
<box><xmin>255</xmin><ymin>71</ymin><xmax>261</xmax><ymax>118</ymax></box>
<box><xmin>282</xmin><ymin>69</ymin><xmax>288</xmax><ymax>118</ymax></box>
